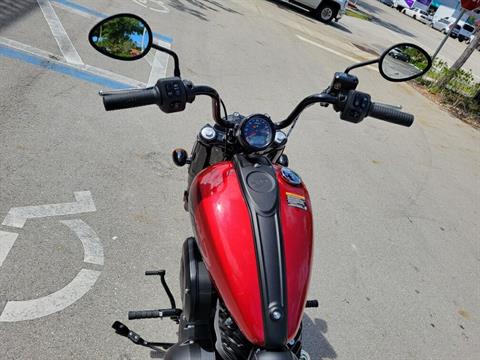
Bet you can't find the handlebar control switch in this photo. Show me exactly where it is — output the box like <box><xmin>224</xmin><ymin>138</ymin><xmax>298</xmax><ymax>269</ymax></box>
<box><xmin>329</xmin><ymin>72</ymin><xmax>359</xmax><ymax>96</ymax></box>
<box><xmin>339</xmin><ymin>90</ymin><xmax>371</xmax><ymax>123</ymax></box>
<box><xmin>157</xmin><ymin>77</ymin><xmax>187</xmax><ymax>113</ymax></box>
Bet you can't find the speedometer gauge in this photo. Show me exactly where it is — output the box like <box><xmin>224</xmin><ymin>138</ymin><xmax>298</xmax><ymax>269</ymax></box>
<box><xmin>238</xmin><ymin>114</ymin><xmax>275</xmax><ymax>152</ymax></box>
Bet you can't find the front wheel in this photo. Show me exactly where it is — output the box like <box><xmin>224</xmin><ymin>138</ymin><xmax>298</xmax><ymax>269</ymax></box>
<box><xmin>315</xmin><ymin>4</ymin><xmax>337</xmax><ymax>23</ymax></box>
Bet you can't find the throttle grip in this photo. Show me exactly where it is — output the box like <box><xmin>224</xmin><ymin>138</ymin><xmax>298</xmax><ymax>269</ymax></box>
<box><xmin>368</xmin><ymin>102</ymin><xmax>414</xmax><ymax>127</ymax></box>
<box><xmin>102</xmin><ymin>86</ymin><xmax>161</xmax><ymax>111</ymax></box>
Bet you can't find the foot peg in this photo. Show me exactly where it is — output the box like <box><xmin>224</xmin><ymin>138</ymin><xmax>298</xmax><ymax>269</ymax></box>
<box><xmin>305</xmin><ymin>300</ymin><xmax>319</xmax><ymax>308</ymax></box>
<box><xmin>128</xmin><ymin>308</ymin><xmax>182</xmax><ymax>320</ymax></box>
<box><xmin>112</xmin><ymin>321</ymin><xmax>174</xmax><ymax>350</ymax></box>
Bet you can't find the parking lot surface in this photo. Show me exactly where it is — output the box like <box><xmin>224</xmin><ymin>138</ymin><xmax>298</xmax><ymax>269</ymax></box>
<box><xmin>0</xmin><ymin>1</ymin><xmax>479</xmax><ymax>359</ymax></box>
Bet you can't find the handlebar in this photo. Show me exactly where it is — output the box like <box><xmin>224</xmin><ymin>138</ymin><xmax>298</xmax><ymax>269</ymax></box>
<box><xmin>276</xmin><ymin>93</ymin><xmax>338</xmax><ymax>129</ymax></box>
<box><xmin>101</xmin><ymin>87</ymin><xmax>161</xmax><ymax>111</ymax></box>
<box><xmin>368</xmin><ymin>102</ymin><xmax>414</xmax><ymax>127</ymax></box>
<box><xmin>99</xmin><ymin>80</ymin><xmax>414</xmax><ymax>129</ymax></box>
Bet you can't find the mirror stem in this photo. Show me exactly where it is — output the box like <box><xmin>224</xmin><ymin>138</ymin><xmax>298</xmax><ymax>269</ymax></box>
<box><xmin>152</xmin><ymin>43</ymin><xmax>181</xmax><ymax>78</ymax></box>
<box><xmin>345</xmin><ymin>58</ymin><xmax>379</xmax><ymax>74</ymax></box>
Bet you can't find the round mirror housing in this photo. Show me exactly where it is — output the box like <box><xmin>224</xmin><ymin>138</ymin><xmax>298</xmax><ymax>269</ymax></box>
<box><xmin>379</xmin><ymin>43</ymin><xmax>432</xmax><ymax>82</ymax></box>
<box><xmin>88</xmin><ymin>13</ymin><xmax>152</xmax><ymax>61</ymax></box>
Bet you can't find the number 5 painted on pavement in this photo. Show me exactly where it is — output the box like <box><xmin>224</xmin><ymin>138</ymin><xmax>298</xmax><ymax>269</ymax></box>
<box><xmin>132</xmin><ymin>0</ymin><xmax>170</xmax><ymax>13</ymax></box>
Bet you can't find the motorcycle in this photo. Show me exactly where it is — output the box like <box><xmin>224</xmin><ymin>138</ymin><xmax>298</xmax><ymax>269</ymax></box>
<box><xmin>88</xmin><ymin>14</ymin><xmax>432</xmax><ymax>360</ymax></box>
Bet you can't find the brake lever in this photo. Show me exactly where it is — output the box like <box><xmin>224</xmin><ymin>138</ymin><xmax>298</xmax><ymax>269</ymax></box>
<box><xmin>98</xmin><ymin>88</ymin><xmax>141</xmax><ymax>96</ymax></box>
<box><xmin>319</xmin><ymin>88</ymin><xmax>332</xmax><ymax>107</ymax></box>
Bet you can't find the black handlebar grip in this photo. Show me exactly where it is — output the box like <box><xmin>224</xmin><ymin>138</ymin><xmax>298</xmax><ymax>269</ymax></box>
<box><xmin>102</xmin><ymin>86</ymin><xmax>161</xmax><ymax>111</ymax></box>
<box><xmin>368</xmin><ymin>102</ymin><xmax>414</xmax><ymax>127</ymax></box>
<box><xmin>128</xmin><ymin>310</ymin><xmax>160</xmax><ymax>320</ymax></box>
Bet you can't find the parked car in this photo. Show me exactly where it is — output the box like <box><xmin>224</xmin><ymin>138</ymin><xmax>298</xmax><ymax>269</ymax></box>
<box><xmin>431</xmin><ymin>17</ymin><xmax>454</xmax><ymax>32</ymax></box>
<box><xmin>402</xmin><ymin>8</ymin><xmax>432</xmax><ymax>25</ymax></box>
<box><xmin>378</xmin><ymin>0</ymin><xmax>394</xmax><ymax>7</ymax></box>
<box><xmin>388</xmin><ymin>48</ymin><xmax>410</xmax><ymax>62</ymax></box>
<box><xmin>284</xmin><ymin>0</ymin><xmax>347</xmax><ymax>23</ymax></box>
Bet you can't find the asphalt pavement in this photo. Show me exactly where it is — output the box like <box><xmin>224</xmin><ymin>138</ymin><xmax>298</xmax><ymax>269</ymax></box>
<box><xmin>0</xmin><ymin>1</ymin><xmax>479</xmax><ymax>359</ymax></box>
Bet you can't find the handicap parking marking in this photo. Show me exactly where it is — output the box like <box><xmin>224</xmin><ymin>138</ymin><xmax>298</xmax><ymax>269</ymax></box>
<box><xmin>61</xmin><ymin>219</ymin><xmax>104</xmax><ymax>266</ymax></box>
<box><xmin>0</xmin><ymin>0</ymin><xmax>174</xmax><ymax>89</ymax></box>
<box><xmin>2</xmin><ymin>191</ymin><xmax>95</xmax><ymax>229</ymax></box>
<box><xmin>0</xmin><ymin>231</ymin><xmax>18</xmax><ymax>268</ymax></box>
<box><xmin>0</xmin><ymin>269</ymin><xmax>101</xmax><ymax>322</ymax></box>
<box><xmin>50</xmin><ymin>0</ymin><xmax>174</xmax><ymax>81</ymax></box>
<box><xmin>0</xmin><ymin>37</ymin><xmax>146</xmax><ymax>89</ymax></box>
<box><xmin>132</xmin><ymin>0</ymin><xmax>170</xmax><ymax>14</ymax></box>
<box><xmin>0</xmin><ymin>191</ymin><xmax>105</xmax><ymax>322</ymax></box>
<box><xmin>50</xmin><ymin>0</ymin><xmax>173</xmax><ymax>44</ymax></box>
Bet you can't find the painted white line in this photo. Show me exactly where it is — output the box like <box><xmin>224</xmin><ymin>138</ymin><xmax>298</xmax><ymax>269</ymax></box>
<box><xmin>37</xmin><ymin>0</ymin><xmax>84</xmax><ymax>65</ymax></box>
<box><xmin>147</xmin><ymin>43</ymin><xmax>170</xmax><ymax>85</ymax></box>
<box><xmin>144</xmin><ymin>52</ymin><xmax>153</xmax><ymax>67</ymax></box>
<box><xmin>2</xmin><ymin>191</ymin><xmax>96</xmax><ymax>229</ymax></box>
<box><xmin>0</xmin><ymin>37</ymin><xmax>146</xmax><ymax>88</ymax></box>
<box><xmin>0</xmin><ymin>231</ymin><xmax>18</xmax><ymax>268</ymax></box>
<box><xmin>0</xmin><ymin>269</ymin><xmax>100</xmax><ymax>322</ymax></box>
<box><xmin>296</xmin><ymin>35</ymin><xmax>377</xmax><ymax>72</ymax></box>
<box><xmin>297</xmin><ymin>34</ymin><xmax>360</xmax><ymax>63</ymax></box>
<box><xmin>61</xmin><ymin>219</ymin><xmax>104</xmax><ymax>265</ymax></box>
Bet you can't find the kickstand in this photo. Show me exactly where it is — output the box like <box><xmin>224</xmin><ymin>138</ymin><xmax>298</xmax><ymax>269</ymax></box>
<box><xmin>112</xmin><ymin>321</ymin><xmax>174</xmax><ymax>350</ymax></box>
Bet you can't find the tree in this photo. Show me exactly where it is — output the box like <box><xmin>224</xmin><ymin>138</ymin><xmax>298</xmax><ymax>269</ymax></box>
<box><xmin>91</xmin><ymin>18</ymin><xmax>146</xmax><ymax>57</ymax></box>
<box><xmin>436</xmin><ymin>30</ymin><xmax>480</xmax><ymax>89</ymax></box>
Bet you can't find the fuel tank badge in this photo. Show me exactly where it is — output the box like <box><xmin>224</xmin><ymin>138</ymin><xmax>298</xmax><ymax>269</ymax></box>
<box><xmin>286</xmin><ymin>192</ymin><xmax>307</xmax><ymax>210</ymax></box>
<box><xmin>280</xmin><ymin>167</ymin><xmax>302</xmax><ymax>186</ymax></box>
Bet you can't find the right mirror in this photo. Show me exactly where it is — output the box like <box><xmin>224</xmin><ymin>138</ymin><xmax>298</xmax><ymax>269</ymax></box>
<box><xmin>379</xmin><ymin>43</ymin><xmax>432</xmax><ymax>82</ymax></box>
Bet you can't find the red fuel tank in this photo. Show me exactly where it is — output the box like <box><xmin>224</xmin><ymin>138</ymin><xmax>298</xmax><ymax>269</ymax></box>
<box><xmin>189</xmin><ymin>161</ymin><xmax>313</xmax><ymax>345</ymax></box>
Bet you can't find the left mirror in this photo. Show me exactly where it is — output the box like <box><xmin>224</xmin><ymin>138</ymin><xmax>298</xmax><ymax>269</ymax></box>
<box><xmin>88</xmin><ymin>14</ymin><xmax>152</xmax><ymax>61</ymax></box>
<box><xmin>379</xmin><ymin>43</ymin><xmax>432</xmax><ymax>82</ymax></box>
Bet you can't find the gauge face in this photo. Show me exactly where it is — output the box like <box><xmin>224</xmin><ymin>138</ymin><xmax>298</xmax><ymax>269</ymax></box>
<box><xmin>240</xmin><ymin>115</ymin><xmax>274</xmax><ymax>151</ymax></box>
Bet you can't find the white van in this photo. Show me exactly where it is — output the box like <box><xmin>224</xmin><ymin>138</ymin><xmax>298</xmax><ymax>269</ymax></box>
<box><xmin>451</xmin><ymin>21</ymin><xmax>476</xmax><ymax>42</ymax></box>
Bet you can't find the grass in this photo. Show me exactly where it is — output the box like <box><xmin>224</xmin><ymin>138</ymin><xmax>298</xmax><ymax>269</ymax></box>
<box><xmin>345</xmin><ymin>8</ymin><xmax>372</xmax><ymax>21</ymax></box>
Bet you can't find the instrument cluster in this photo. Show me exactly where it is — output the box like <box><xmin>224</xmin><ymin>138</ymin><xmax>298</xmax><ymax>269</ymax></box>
<box><xmin>238</xmin><ymin>114</ymin><xmax>275</xmax><ymax>152</ymax></box>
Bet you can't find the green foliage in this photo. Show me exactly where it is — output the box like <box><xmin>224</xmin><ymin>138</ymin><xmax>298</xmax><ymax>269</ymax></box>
<box><xmin>345</xmin><ymin>9</ymin><xmax>372</xmax><ymax>21</ymax></box>
<box><xmin>402</xmin><ymin>46</ymin><xmax>428</xmax><ymax>71</ymax></box>
<box><xmin>91</xmin><ymin>17</ymin><xmax>146</xmax><ymax>58</ymax></box>
<box><xmin>416</xmin><ymin>59</ymin><xmax>480</xmax><ymax>121</ymax></box>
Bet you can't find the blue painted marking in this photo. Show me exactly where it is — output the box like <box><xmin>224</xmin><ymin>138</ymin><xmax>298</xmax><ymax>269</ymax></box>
<box><xmin>152</xmin><ymin>31</ymin><xmax>173</xmax><ymax>44</ymax></box>
<box><xmin>0</xmin><ymin>45</ymin><xmax>133</xmax><ymax>89</ymax></box>
<box><xmin>51</xmin><ymin>0</ymin><xmax>173</xmax><ymax>44</ymax></box>
<box><xmin>52</xmin><ymin>0</ymin><xmax>105</xmax><ymax>19</ymax></box>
